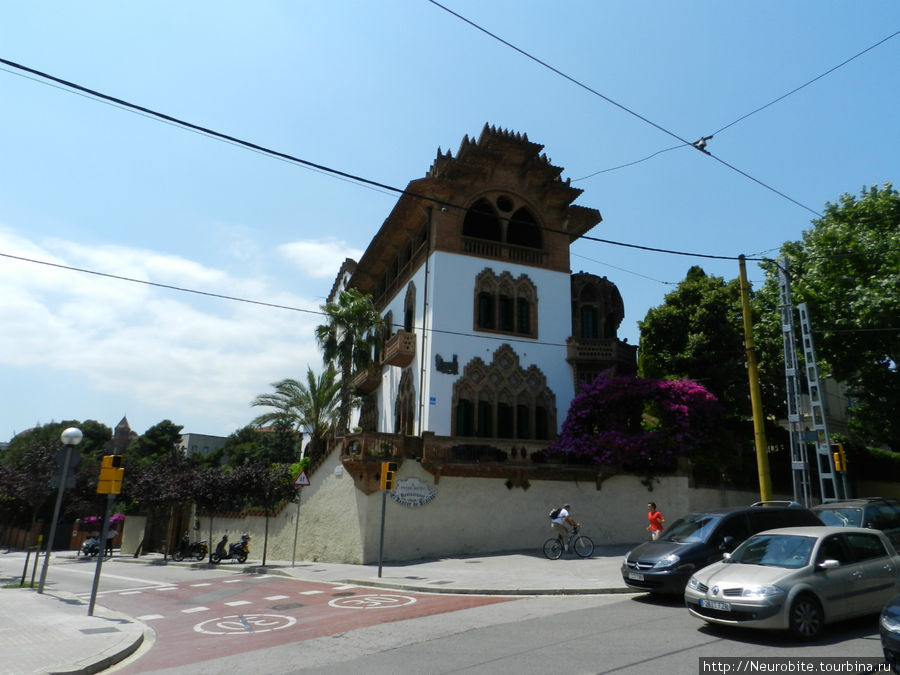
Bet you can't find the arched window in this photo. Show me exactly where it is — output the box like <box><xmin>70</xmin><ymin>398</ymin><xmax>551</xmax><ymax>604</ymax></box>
<box><xmin>473</xmin><ymin>269</ymin><xmax>537</xmax><ymax>337</ymax></box>
<box><xmin>507</xmin><ymin>207</ymin><xmax>542</xmax><ymax>249</ymax></box>
<box><xmin>359</xmin><ymin>393</ymin><xmax>378</xmax><ymax>432</ymax></box>
<box><xmin>403</xmin><ymin>283</ymin><xmax>416</xmax><ymax>332</ymax></box>
<box><xmin>580</xmin><ymin>306</ymin><xmax>599</xmax><ymax>338</ymax></box>
<box><xmin>462</xmin><ymin>199</ymin><xmax>502</xmax><ymax>241</ymax></box>
<box><xmin>393</xmin><ymin>369</ymin><xmax>415</xmax><ymax>436</ymax></box>
<box><xmin>451</xmin><ymin>345</ymin><xmax>556</xmax><ymax>440</ymax></box>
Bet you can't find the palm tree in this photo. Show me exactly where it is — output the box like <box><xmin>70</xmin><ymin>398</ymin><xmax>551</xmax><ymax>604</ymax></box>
<box><xmin>250</xmin><ymin>366</ymin><xmax>341</xmax><ymax>461</ymax></box>
<box><xmin>315</xmin><ymin>287</ymin><xmax>383</xmax><ymax>434</ymax></box>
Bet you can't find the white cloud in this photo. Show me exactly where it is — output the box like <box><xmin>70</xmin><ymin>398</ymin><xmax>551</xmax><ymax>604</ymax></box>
<box><xmin>0</xmin><ymin>227</ymin><xmax>331</xmax><ymax>439</ymax></box>
<box><xmin>278</xmin><ymin>239</ymin><xmax>363</xmax><ymax>279</ymax></box>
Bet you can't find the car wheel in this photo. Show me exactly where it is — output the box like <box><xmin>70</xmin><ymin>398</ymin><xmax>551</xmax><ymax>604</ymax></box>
<box><xmin>788</xmin><ymin>594</ymin><xmax>823</xmax><ymax>641</ymax></box>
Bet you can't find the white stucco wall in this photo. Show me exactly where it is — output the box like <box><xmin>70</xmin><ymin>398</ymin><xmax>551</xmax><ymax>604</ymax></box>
<box><xmin>179</xmin><ymin>453</ymin><xmax>779</xmax><ymax>564</ymax></box>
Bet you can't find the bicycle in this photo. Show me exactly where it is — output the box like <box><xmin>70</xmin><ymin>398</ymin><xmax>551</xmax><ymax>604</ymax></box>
<box><xmin>543</xmin><ymin>525</ymin><xmax>594</xmax><ymax>559</ymax></box>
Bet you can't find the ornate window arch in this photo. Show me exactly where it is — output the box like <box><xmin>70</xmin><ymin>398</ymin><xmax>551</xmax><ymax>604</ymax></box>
<box><xmin>451</xmin><ymin>344</ymin><xmax>556</xmax><ymax>440</ymax></box>
<box><xmin>403</xmin><ymin>282</ymin><xmax>416</xmax><ymax>333</ymax></box>
<box><xmin>393</xmin><ymin>369</ymin><xmax>415</xmax><ymax>435</ymax></box>
<box><xmin>507</xmin><ymin>206</ymin><xmax>542</xmax><ymax>249</ymax></box>
<box><xmin>571</xmin><ymin>274</ymin><xmax>625</xmax><ymax>340</ymax></box>
<box><xmin>472</xmin><ymin>268</ymin><xmax>537</xmax><ymax>338</ymax></box>
<box><xmin>359</xmin><ymin>393</ymin><xmax>378</xmax><ymax>432</ymax></box>
<box><xmin>462</xmin><ymin>198</ymin><xmax>502</xmax><ymax>241</ymax></box>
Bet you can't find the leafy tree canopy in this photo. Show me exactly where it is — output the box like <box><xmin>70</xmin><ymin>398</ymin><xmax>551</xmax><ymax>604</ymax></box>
<box><xmin>215</xmin><ymin>422</ymin><xmax>299</xmax><ymax>466</ymax></box>
<box><xmin>638</xmin><ymin>266</ymin><xmax>751</xmax><ymax>418</ymax></box>
<box><xmin>315</xmin><ymin>288</ymin><xmax>383</xmax><ymax>433</ymax></box>
<box><xmin>756</xmin><ymin>183</ymin><xmax>900</xmax><ymax>449</ymax></box>
<box><xmin>124</xmin><ymin>420</ymin><xmax>184</xmax><ymax>467</ymax></box>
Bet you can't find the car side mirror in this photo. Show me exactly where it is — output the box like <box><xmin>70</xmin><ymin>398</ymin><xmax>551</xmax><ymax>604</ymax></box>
<box><xmin>817</xmin><ymin>559</ymin><xmax>840</xmax><ymax>570</ymax></box>
<box><xmin>722</xmin><ymin>552</ymin><xmax>732</xmax><ymax>561</ymax></box>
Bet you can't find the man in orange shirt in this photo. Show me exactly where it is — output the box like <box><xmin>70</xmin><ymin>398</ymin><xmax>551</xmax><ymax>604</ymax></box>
<box><xmin>647</xmin><ymin>502</ymin><xmax>665</xmax><ymax>540</ymax></box>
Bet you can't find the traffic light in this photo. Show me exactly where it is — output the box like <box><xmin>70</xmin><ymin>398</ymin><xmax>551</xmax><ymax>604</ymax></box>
<box><xmin>380</xmin><ymin>461</ymin><xmax>397</xmax><ymax>491</ymax></box>
<box><xmin>97</xmin><ymin>455</ymin><xmax>125</xmax><ymax>494</ymax></box>
<box><xmin>831</xmin><ymin>444</ymin><xmax>847</xmax><ymax>473</ymax></box>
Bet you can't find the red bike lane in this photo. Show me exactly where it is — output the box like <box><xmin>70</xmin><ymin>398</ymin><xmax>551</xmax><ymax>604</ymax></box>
<box><xmin>94</xmin><ymin>574</ymin><xmax>511</xmax><ymax>672</ymax></box>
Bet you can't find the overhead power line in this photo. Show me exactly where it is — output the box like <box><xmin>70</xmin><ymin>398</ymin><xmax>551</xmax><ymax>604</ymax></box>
<box><xmin>578</xmin><ymin>28</ymin><xmax>900</xmax><ymax>180</ymax></box>
<box><xmin>0</xmin><ymin>56</ymin><xmax>766</xmax><ymax>262</ymax></box>
<box><xmin>428</xmin><ymin>2</ymin><xmax>900</xmax><ymax>218</ymax></box>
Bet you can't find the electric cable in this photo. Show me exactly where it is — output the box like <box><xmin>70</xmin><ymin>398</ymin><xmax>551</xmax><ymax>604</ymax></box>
<box><xmin>426</xmin><ymin>0</ymin><xmax>823</xmax><ymax>217</ymax></box>
<box><xmin>575</xmin><ymin>28</ymin><xmax>899</xmax><ymax>180</ymax></box>
<box><xmin>0</xmin><ymin>56</ymin><xmax>768</xmax><ymax>263</ymax></box>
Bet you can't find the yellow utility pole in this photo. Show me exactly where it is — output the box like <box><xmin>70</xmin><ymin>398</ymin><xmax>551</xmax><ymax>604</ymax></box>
<box><xmin>738</xmin><ymin>255</ymin><xmax>773</xmax><ymax>501</ymax></box>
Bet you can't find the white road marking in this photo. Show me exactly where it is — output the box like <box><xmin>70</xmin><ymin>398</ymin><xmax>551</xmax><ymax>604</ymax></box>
<box><xmin>328</xmin><ymin>594</ymin><xmax>417</xmax><ymax>609</ymax></box>
<box><xmin>182</xmin><ymin>606</ymin><xmax>210</xmax><ymax>613</ymax></box>
<box><xmin>194</xmin><ymin>614</ymin><xmax>296</xmax><ymax>635</ymax></box>
<box><xmin>119</xmin><ymin>591</ymin><xmax>143</xmax><ymax>595</ymax></box>
<box><xmin>265</xmin><ymin>595</ymin><xmax>290</xmax><ymax>601</ymax></box>
<box><xmin>332</xmin><ymin>585</ymin><xmax>357</xmax><ymax>590</ymax></box>
<box><xmin>225</xmin><ymin>600</ymin><xmax>252</xmax><ymax>606</ymax></box>
<box><xmin>137</xmin><ymin>614</ymin><xmax>165</xmax><ymax>621</ymax></box>
<box><xmin>190</xmin><ymin>583</ymin><xmax>212</xmax><ymax>587</ymax></box>
<box><xmin>299</xmin><ymin>590</ymin><xmax>324</xmax><ymax>595</ymax></box>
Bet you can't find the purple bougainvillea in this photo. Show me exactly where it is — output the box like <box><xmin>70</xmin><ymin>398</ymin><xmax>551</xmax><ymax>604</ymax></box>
<box><xmin>547</xmin><ymin>371</ymin><xmax>721</xmax><ymax>472</ymax></box>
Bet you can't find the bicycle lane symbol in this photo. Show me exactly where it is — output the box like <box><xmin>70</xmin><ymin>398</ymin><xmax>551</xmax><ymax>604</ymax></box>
<box><xmin>194</xmin><ymin>614</ymin><xmax>297</xmax><ymax>635</ymax></box>
<box><xmin>328</xmin><ymin>594</ymin><xmax>418</xmax><ymax>609</ymax></box>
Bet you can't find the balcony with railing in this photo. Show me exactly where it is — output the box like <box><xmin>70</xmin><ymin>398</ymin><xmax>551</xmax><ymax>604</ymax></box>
<box><xmin>383</xmin><ymin>330</ymin><xmax>416</xmax><ymax>368</ymax></box>
<box><xmin>350</xmin><ymin>363</ymin><xmax>382</xmax><ymax>395</ymax></box>
<box><xmin>338</xmin><ymin>430</ymin><xmax>620</xmax><ymax>493</ymax></box>
<box><xmin>565</xmin><ymin>337</ymin><xmax>637</xmax><ymax>377</ymax></box>
<box><xmin>461</xmin><ymin>236</ymin><xmax>545</xmax><ymax>266</ymax></box>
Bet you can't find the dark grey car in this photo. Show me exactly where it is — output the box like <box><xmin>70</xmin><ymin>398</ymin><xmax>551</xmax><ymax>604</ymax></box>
<box><xmin>812</xmin><ymin>497</ymin><xmax>900</xmax><ymax>548</ymax></box>
<box><xmin>621</xmin><ymin>501</ymin><xmax>823</xmax><ymax>594</ymax></box>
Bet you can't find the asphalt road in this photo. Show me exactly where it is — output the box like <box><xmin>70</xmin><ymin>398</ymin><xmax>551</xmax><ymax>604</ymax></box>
<box><xmin>2</xmin><ymin>554</ymin><xmax>887</xmax><ymax>674</ymax></box>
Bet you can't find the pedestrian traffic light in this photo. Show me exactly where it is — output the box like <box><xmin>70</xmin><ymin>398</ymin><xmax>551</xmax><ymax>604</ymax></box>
<box><xmin>380</xmin><ymin>461</ymin><xmax>397</xmax><ymax>491</ymax></box>
<box><xmin>98</xmin><ymin>455</ymin><xmax>125</xmax><ymax>494</ymax></box>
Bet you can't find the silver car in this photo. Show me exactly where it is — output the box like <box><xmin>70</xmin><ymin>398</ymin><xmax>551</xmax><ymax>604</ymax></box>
<box><xmin>685</xmin><ymin>526</ymin><xmax>900</xmax><ymax>641</ymax></box>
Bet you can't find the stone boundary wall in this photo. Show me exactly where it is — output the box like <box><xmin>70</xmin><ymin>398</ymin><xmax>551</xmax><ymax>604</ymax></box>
<box><xmin>116</xmin><ymin>451</ymin><xmax>791</xmax><ymax>564</ymax></box>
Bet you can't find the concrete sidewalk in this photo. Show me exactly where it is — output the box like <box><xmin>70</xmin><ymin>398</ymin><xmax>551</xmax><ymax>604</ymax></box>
<box><xmin>0</xmin><ymin>544</ymin><xmax>636</xmax><ymax>674</ymax></box>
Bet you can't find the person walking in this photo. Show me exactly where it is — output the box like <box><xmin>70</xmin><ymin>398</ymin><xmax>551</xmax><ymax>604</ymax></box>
<box><xmin>550</xmin><ymin>503</ymin><xmax>580</xmax><ymax>552</ymax></box>
<box><xmin>105</xmin><ymin>528</ymin><xmax>118</xmax><ymax>556</ymax></box>
<box><xmin>647</xmin><ymin>502</ymin><xmax>665</xmax><ymax>540</ymax></box>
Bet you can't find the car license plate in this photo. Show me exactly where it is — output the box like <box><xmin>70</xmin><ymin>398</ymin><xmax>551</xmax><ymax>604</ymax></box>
<box><xmin>627</xmin><ymin>572</ymin><xmax>644</xmax><ymax>581</ymax></box>
<box><xmin>700</xmin><ymin>599</ymin><xmax>731</xmax><ymax>611</ymax></box>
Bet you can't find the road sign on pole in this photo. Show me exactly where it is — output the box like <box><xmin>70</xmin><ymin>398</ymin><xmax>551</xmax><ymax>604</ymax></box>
<box><xmin>294</xmin><ymin>471</ymin><xmax>309</xmax><ymax>486</ymax></box>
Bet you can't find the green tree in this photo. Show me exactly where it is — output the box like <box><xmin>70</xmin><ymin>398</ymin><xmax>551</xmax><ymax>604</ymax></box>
<box><xmin>638</xmin><ymin>266</ymin><xmax>750</xmax><ymax>417</ymax></box>
<box><xmin>237</xmin><ymin>461</ymin><xmax>300</xmax><ymax>566</ymax></box>
<box><xmin>250</xmin><ymin>366</ymin><xmax>340</xmax><ymax>462</ymax></box>
<box><xmin>124</xmin><ymin>420</ymin><xmax>184</xmax><ymax>467</ymax></box>
<box><xmin>315</xmin><ymin>288</ymin><xmax>383</xmax><ymax>434</ymax></box>
<box><xmin>756</xmin><ymin>184</ymin><xmax>900</xmax><ymax>449</ymax></box>
<box><xmin>217</xmin><ymin>423</ymin><xmax>299</xmax><ymax>466</ymax></box>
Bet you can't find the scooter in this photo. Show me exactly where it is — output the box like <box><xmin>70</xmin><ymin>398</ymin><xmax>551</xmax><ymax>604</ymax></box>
<box><xmin>210</xmin><ymin>533</ymin><xmax>250</xmax><ymax>564</ymax></box>
<box><xmin>172</xmin><ymin>532</ymin><xmax>209</xmax><ymax>562</ymax></box>
<box><xmin>81</xmin><ymin>536</ymin><xmax>100</xmax><ymax>557</ymax></box>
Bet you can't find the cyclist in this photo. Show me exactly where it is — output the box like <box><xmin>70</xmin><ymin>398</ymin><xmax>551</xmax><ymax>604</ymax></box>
<box><xmin>550</xmin><ymin>503</ymin><xmax>580</xmax><ymax>552</ymax></box>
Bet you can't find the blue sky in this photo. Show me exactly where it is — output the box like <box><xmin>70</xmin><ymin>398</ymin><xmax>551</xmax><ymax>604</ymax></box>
<box><xmin>1</xmin><ymin>1</ymin><xmax>898</xmax><ymax>441</ymax></box>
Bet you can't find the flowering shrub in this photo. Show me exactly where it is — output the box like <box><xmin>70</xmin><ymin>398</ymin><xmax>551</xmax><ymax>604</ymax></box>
<box><xmin>547</xmin><ymin>372</ymin><xmax>721</xmax><ymax>474</ymax></box>
<box><xmin>109</xmin><ymin>513</ymin><xmax>125</xmax><ymax>527</ymax></box>
<box><xmin>81</xmin><ymin>515</ymin><xmax>101</xmax><ymax>529</ymax></box>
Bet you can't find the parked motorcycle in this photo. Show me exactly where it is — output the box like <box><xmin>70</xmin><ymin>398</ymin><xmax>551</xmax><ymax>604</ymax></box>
<box><xmin>172</xmin><ymin>532</ymin><xmax>208</xmax><ymax>562</ymax></box>
<box><xmin>81</xmin><ymin>536</ymin><xmax>100</xmax><ymax>557</ymax></box>
<box><xmin>210</xmin><ymin>533</ymin><xmax>250</xmax><ymax>564</ymax></box>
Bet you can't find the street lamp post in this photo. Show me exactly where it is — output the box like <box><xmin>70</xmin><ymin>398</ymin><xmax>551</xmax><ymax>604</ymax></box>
<box><xmin>37</xmin><ymin>426</ymin><xmax>83</xmax><ymax>594</ymax></box>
